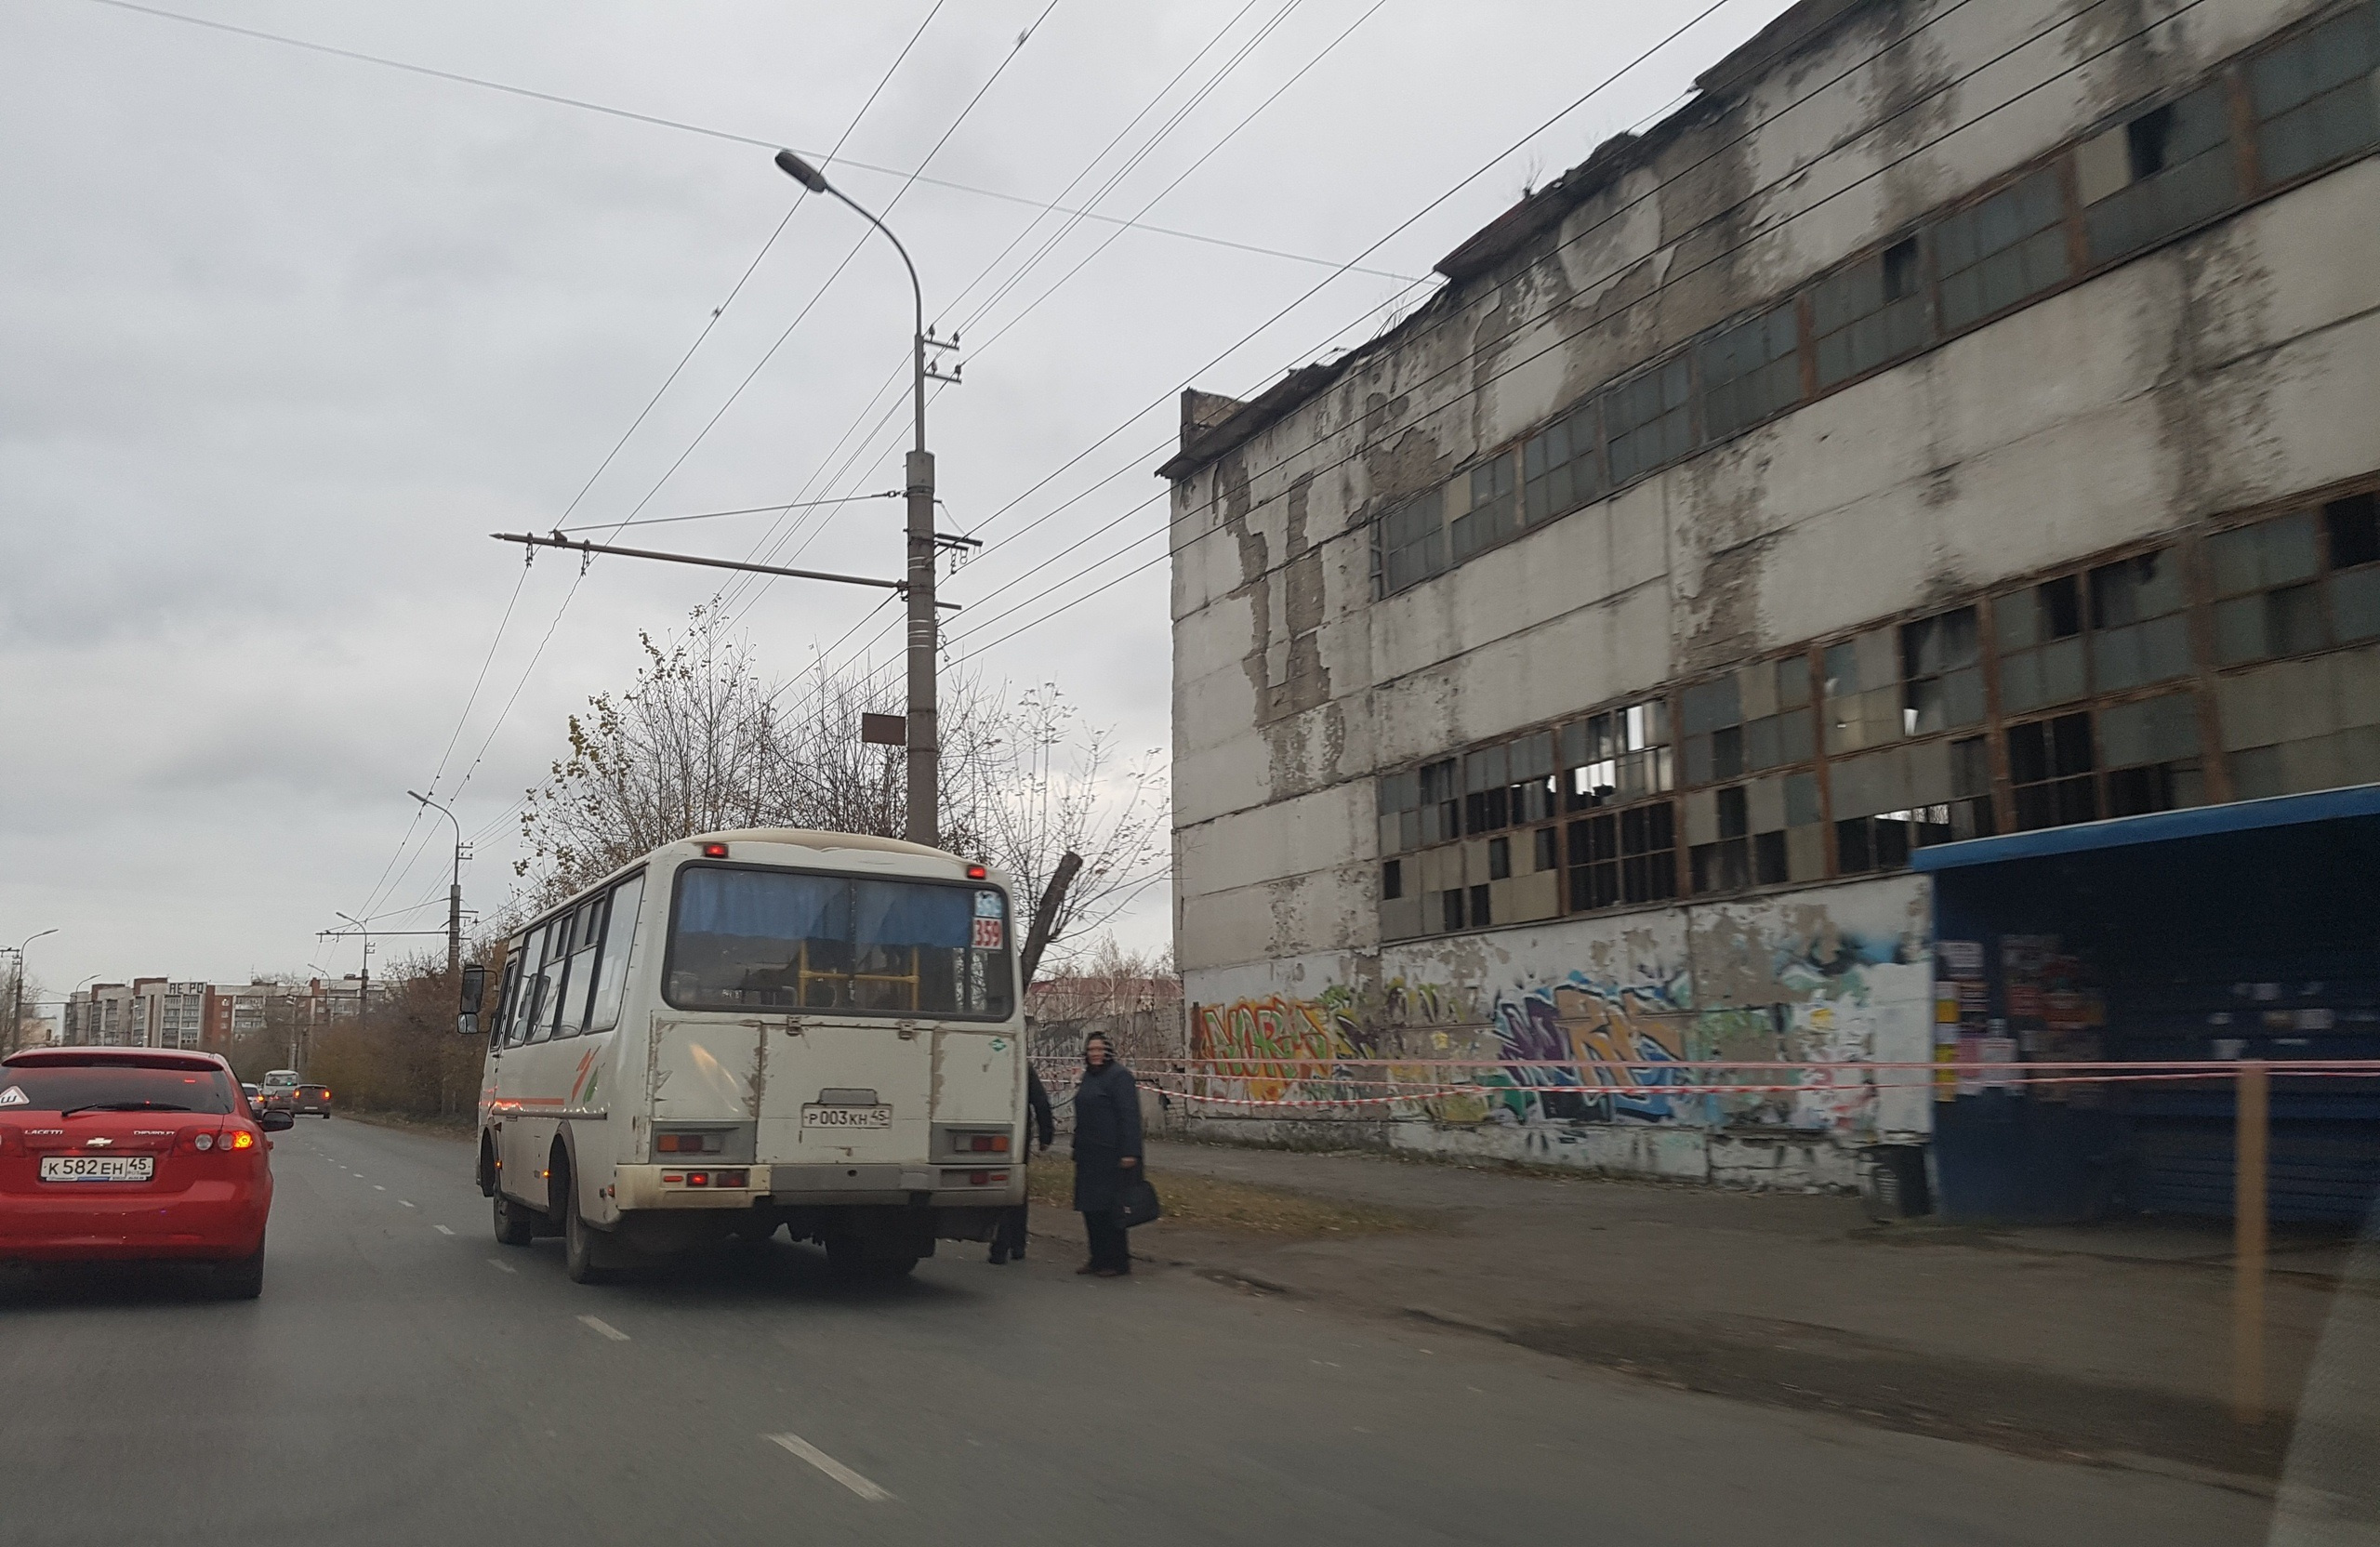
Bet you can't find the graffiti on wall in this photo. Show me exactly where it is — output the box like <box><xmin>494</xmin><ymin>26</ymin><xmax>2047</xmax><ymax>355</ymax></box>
<box><xmin>1191</xmin><ymin>992</ymin><xmax>1364</xmax><ymax>1103</ymax></box>
<box><xmin>1190</xmin><ymin>900</ymin><xmax>1928</xmax><ymax>1135</ymax></box>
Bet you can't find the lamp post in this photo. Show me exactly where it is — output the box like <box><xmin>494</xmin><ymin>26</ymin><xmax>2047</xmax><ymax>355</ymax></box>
<box><xmin>334</xmin><ymin>913</ymin><xmax>373</xmax><ymax>1033</ymax></box>
<box><xmin>774</xmin><ymin>149</ymin><xmax>944</xmax><ymax>848</ymax></box>
<box><xmin>3</xmin><ymin>928</ymin><xmax>57</xmax><ymax>1057</ymax></box>
<box><xmin>407</xmin><ymin>789</ymin><xmax>465</xmax><ymax>978</ymax></box>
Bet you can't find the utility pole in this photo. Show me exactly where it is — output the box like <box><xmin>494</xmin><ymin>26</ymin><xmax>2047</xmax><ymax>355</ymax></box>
<box><xmin>408</xmin><ymin>790</ymin><xmax>467</xmax><ymax>978</ymax></box>
<box><xmin>776</xmin><ymin>149</ymin><xmax>959</xmax><ymax>847</ymax></box>
<box><xmin>335</xmin><ymin>912</ymin><xmax>372</xmax><ymax>1033</ymax></box>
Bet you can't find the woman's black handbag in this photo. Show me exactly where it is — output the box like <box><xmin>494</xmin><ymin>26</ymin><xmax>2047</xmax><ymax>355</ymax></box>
<box><xmin>1117</xmin><ymin>1171</ymin><xmax>1163</xmax><ymax>1228</ymax></box>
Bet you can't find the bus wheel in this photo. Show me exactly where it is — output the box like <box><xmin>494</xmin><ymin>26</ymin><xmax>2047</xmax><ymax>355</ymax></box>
<box><xmin>492</xmin><ymin>1188</ymin><xmax>536</xmax><ymax>1247</ymax></box>
<box><xmin>564</xmin><ymin>1191</ymin><xmax>613</xmax><ymax>1284</ymax></box>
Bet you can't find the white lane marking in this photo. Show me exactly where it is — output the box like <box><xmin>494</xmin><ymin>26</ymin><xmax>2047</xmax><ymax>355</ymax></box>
<box><xmin>576</xmin><ymin>1315</ymin><xmax>630</xmax><ymax>1342</ymax></box>
<box><xmin>487</xmin><ymin>1259</ymin><xmax>517</xmax><ymax>1274</ymax></box>
<box><xmin>401</xmin><ymin>1200</ymin><xmax>416</xmax><ymax>1209</ymax></box>
<box><xmin>434</xmin><ymin>1224</ymin><xmax>455</xmax><ymax>1236</ymax></box>
<box><xmin>374</xmin><ymin>1185</ymin><xmax>387</xmax><ymax>1192</ymax></box>
<box><xmin>765</xmin><ymin>1433</ymin><xmax>892</xmax><ymax>1502</ymax></box>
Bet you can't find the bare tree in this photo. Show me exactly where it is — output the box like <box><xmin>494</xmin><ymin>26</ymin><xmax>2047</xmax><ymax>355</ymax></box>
<box><xmin>515</xmin><ymin>612</ymin><xmax>1170</xmax><ymax>967</ymax></box>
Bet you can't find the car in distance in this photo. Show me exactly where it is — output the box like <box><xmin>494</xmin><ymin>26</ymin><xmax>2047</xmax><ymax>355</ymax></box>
<box><xmin>289</xmin><ymin>1084</ymin><xmax>332</xmax><ymax>1118</ymax></box>
<box><xmin>0</xmin><ymin>1048</ymin><xmax>293</xmax><ymax>1297</ymax></box>
<box><xmin>241</xmin><ymin>1083</ymin><xmax>262</xmax><ymax>1112</ymax></box>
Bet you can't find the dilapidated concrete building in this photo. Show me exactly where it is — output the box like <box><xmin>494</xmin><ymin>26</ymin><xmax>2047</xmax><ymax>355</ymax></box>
<box><xmin>1162</xmin><ymin>0</ymin><xmax>2380</xmax><ymax>1193</ymax></box>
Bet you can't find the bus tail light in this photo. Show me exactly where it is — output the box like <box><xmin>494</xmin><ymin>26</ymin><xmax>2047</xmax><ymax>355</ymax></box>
<box><xmin>969</xmin><ymin>1170</ymin><xmax>1008</xmax><ymax>1186</ymax></box>
<box><xmin>655</xmin><ymin>1130</ymin><xmax>724</xmax><ymax>1155</ymax></box>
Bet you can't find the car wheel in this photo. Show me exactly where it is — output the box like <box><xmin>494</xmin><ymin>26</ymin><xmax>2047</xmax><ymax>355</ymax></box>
<box><xmin>563</xmin><ymin>1190</ymin><xmax>612</xmax><ymax>1285</ymax></box>
<box><xmin>492</xmin><ymin>1188</ymin><xmax>536</xmax><ymax>1247</ymax></box>
<box><xmin>214</xmin><ymin>1245</ymin><xmax>265</xmax><ymax>1300</ymax></box>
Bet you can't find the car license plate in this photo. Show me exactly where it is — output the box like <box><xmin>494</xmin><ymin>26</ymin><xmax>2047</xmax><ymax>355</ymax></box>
<box><xmin>800</xmin><ymin>1104</ymin><xmax>892</xmax><ymax>1130</ymax></box>
<box><xmin>40</xmin><ymin>1155</ymin><xmax>155</xmax><ymax>1183</ymax></box>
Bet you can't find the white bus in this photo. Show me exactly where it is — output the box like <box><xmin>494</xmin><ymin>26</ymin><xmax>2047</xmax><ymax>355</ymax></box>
<box><xmin>472</xmin><ymin>827</ymin><xmax>1026</xmax><ymax>1282</ymax></box>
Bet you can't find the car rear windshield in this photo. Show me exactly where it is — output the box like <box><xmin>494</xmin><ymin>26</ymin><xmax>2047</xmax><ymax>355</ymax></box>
<box><xmin>666</xmin><ymin>865</ymin><xmax>1013</xmax><ymax>1019</ymax></box>
<box><xmin>0</xmin><ymin>1064</ymin><xmax>239</xmax><ymax>1115</ymax></box>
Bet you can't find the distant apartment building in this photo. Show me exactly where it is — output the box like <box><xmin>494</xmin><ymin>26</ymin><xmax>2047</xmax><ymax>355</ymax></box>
<box><xmin>62</xmin><ymin>974</ymin><xmax>387</xmax><ymax>1050</ymax></box>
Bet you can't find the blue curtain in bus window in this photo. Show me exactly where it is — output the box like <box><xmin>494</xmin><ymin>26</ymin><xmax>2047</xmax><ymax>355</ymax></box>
<box><xmin>677</xmin><ymin>868</ymin><xmax>846</xmax><ymax>940</ymax></box>
<box><xmin>853</xmin><ymin>880</ymin><xmax>971</xmax><ymax>949</ymax></box>
<box><xmin>671</xmin><ymin>868</ymin><xmax>850</xmax><ymax>1007</ymax></box>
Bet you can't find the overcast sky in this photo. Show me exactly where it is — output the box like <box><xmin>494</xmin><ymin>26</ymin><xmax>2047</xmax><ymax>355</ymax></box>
<box><xmin>0</xmin><ymin>0</ymin><xmax>1795</xmax><ymax>1003</ymax></box>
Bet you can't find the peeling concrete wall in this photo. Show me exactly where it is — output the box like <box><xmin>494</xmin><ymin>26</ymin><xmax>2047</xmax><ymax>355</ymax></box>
<box><xmin>1167</xmin><ymin>0</ymin><xmax>2371</xmax><ymax>1184</ymax></box>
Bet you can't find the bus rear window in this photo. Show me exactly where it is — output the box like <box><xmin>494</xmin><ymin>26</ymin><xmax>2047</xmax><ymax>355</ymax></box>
<box><xmin>0</xmin><ymin>1063</ymin><xmax>238</xmax><ymax>1115</ymax></box>
<box><xmin>665</xmin><ymin>866</ymin><xmax>1013</xmax><ymax>1019</ymax></box>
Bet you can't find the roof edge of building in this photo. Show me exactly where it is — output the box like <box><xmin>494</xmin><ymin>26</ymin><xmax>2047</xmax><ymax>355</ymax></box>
<box><xmin>1154</xmin><ymin>0</ymin><xmax>1876</xmax><ymax>486</ymax></box>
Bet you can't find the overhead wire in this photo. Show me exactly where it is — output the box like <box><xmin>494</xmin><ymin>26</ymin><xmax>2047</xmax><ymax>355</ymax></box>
<box><xmin>709</xmin><ymin>0</ymin><xmax>1324</xmax><ymax>620</ymax></box>
<box><xmin>72</xmin><ymin>0</ymin><xmax>1420</xmax><ymax>282</ymax></box>
<box><xmin>774</xmin><ymin>0</ymin><xmax>1757</xmax><ymax>697</ymax></box>
<box><xmin>348</xmin><ymin>2</ymin><xmax>953</xmax><ymax>924</ymax></box>
<box><xmin>924</xmin><ymin>0</ymin><xmax>2217</xmax><ymax>666</ymax></box>
<box><xmin>787</xmin><ymin>0</ymin><xmax>2155</xmax><ymax>689</ymax></box>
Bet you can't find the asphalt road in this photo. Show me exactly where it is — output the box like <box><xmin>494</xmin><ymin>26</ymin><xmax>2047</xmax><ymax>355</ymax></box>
<box><xmin>0</xmin><ymin>1118</ymin><xmax>2277</xmax><ymax>1547</ymax></box>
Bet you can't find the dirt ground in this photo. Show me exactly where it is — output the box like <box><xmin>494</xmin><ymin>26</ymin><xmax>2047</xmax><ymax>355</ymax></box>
<box><xmin>1035</xmin><ymin>1136</ymin><xmax>2378</xmax><ymax>1490</ymax></box>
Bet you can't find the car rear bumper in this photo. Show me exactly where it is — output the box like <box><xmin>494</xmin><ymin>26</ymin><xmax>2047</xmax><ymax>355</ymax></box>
<box><xmin>0</xmin><ymin>1182</ymin><xmax>270</xmax><ymax>1263</ymax></box>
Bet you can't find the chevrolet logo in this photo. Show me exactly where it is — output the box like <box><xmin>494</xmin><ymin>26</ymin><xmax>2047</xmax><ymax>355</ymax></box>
<box><xmin>84</xmin><ymin>1137</ymin><xmax>113</xmax><ymax>1148</ymax></box>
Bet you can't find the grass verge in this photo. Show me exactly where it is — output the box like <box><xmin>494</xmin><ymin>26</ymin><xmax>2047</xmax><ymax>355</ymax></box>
<box><xmin>333</xmin><ymin>1109</ymin><xmax>475</xmax><ymax>1143</ymax></box>
<box><xmin>1027</xmin><ymin>1160</ymin><xmax>1428</xmax><ymax>1237</ymax></box>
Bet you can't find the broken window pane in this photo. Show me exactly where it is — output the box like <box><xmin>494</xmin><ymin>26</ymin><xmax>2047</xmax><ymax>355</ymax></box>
<box><xmin>2009</xmin><ymin>711</ymin><xmax>2099</xmax><ymax>830</ymax></box>
<box><xmin>1450</xmin><ymin>453</ymin><xmax>1518</xmax><ymax>564</ymax></box>
<box><xmin>2210</xmin><ymin>512</ymin><xmax>2334</xmax><ymax>664</ymax></box>
<box><xmin>2089</xmin><ymin>549</ymin><xmax>2191</xmax><ymax>691</ymax></box>
<box><xmin>2082</xmin><ymin>83</ymin><xmax>2239</xmax><ymax>262</ymax></box>
<box><xmin>2248</xmin><ymin>5</ymin><xmax>2380</xmax><ymax>187</ymax></box>
<box><xmin>1604</xmin><ymin>355</ymin><xmax>1694</xmax><ymax>487</ymax></box>
<box><xmin>1812</xmin><ymin>234</ymin><xmax>1934</xmax><ymax>389</ymax></box>
<box><xmin>2328</xmin><ymin>494</ymin><xmax>2380</xmax><ymax>642</ymax></box>
<box><xmin>1901</xmin><ymin>606</ymin><xmax>1983</xmax><ymax>734</ymax></box>
<box><xmin>1380</xmin><ymin>485</ymin><xmax>1448</xmax><ymax>594</ymax></box>
<box><xmin>1937</xmin><ymin>165</ymin><xmax>2071</xmax><ymax>331</ymax></box>
<box><xmin>1522</xmin><ymin>402</ymin><xmax>1604</xmax><ymax>526</ymax></box>
<box><xmin>1696</xmin><ymin>302</ymin><xmax>1802</xmax><ymax>441</ymax></box>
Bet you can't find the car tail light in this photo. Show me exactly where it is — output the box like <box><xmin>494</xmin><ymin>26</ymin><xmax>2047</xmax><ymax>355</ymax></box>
<box><xmin>0</xmin><ymin>1128</ymin><xmax>18</xmax><ymax>1157</ymax></box>
<box><xmin>228</xmin><ymin>1129</ymin><xmax>256</xmax><ymax>1150</ymax></box>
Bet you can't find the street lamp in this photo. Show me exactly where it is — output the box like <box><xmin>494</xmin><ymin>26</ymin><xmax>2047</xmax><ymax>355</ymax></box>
<box><xmin>4</xmin><ymin>928</ymin><xmax>58</xmax><ymax>1057</ymax></box>
<box><xmin>334</xmin><ymin>912</ymin><xmax>374</xmax><ymax>1033</ymax></box>
<box><xmin>774</xmin><ymin>148</ymin><xmax>946</xmax><ymax>848</ymax></box>
<box><xmin>407</xmin><ymin>789</ymin><xmax>465</xmax><ymax>978</ymax></box>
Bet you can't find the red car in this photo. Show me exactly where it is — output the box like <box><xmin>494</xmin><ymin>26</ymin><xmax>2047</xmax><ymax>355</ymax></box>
<box><xmin>0</xmin><ymin>1048</ymin><xmax>291</xmax><ymax>1297</ymax></box>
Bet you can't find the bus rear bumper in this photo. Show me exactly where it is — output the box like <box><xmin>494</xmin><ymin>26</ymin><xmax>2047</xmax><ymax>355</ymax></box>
<box><xmin>612</xmin><ymin>1163</ymin><xmax>1023</xmax><ymax>1212</ymax></box>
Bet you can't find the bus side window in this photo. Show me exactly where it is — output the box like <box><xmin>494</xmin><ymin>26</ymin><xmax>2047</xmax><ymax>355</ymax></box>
<box><xmin>491</xmin><ymin>951</ymin><xmax>524</xmax><ymax>1047</ymax></box>
<box><xmin>530</xmin><ymin>914</ymin><xmax>573</xmax><ymax>1044</ymax></box>
<box><xmin>587</xmin><ymin>872</ymin><xmax>646</xmax><ymax>1034</ymax></box>
<box><xmin>556</xmin><ymin>895</ymin><xmax>607</xmax><ymax>1038</ymax></box>
<box><xmin>518</xmin><ymin>920</ymin><xmax>557</xmax><ymax>1045</ymax></box>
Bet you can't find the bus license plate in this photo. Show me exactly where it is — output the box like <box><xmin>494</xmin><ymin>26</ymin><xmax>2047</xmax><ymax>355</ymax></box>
<box><xmin>40</xmin><ymin>1155</ymin><xmax>155</xmax><ymax>1183</ymax></box>
<box><xmin>800</xmin><ymin>1104</ymin><xmax>892</xmax><ymax>1130</ymax></box>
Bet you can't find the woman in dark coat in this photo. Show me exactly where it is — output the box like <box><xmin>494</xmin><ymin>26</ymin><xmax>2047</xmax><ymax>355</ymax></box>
<box><xmin>1070</xmin><ymin>1032</ymin><xmax>1143</xmax><ymax>1277</ymax></box>
<box><xmin>988</xmin><ymin>1064</ymin><xmax>1055</xmax><ymax>1264</ymax></box>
